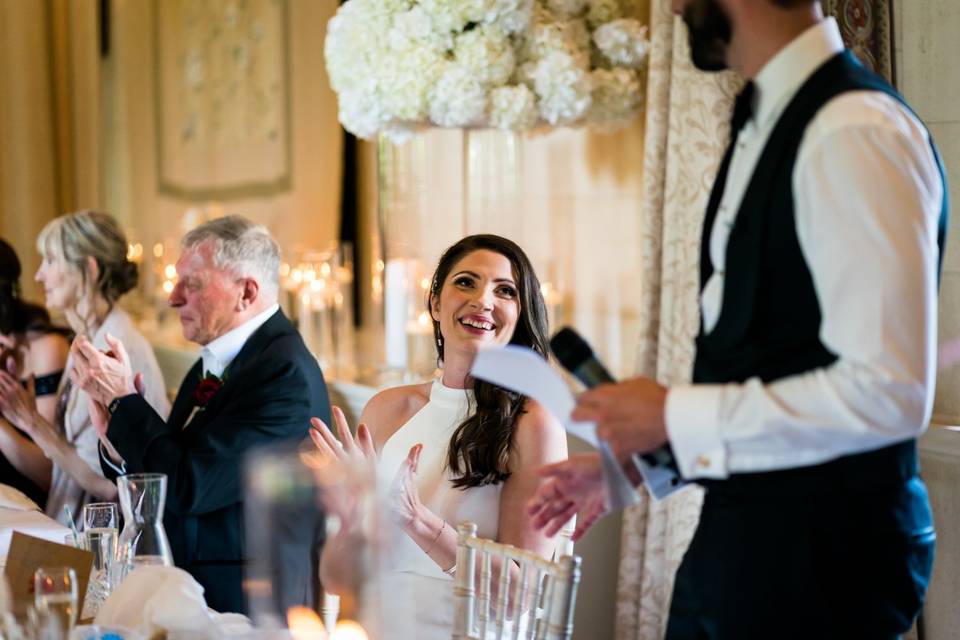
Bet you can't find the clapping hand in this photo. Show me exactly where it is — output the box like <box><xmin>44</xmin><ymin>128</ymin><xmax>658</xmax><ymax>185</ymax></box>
<box><xmin>309</xmin><ymin>406</ymin><xmax>376</xmax><ymax>465</ymax></box>
<box><xmin>528</xmin><ymin>453</ymin><xmax>609</xmax><ymax>541</ymax></box>
<box><xmin>308</xmin><ymin>406</ymin><xmax>378</xmax><ymax>527</ymax></box>
<box><xmin>308</xmin><ymin>407</ymin><xmax>427</xmax><ymax>535</ymax></box>
<box><xmin>388</xmin><ymin>444</ymin><xmax>424</xmax><ymax>531</ymax></box>
<box><xmin>0</xmin><ymin>357</ymin><xmax>39</xmax><ymax>432</ymax></box>
<box><xmin>70</xmin><ymin>334</ymin><xmax>136</xmax><ymax>405</ymax></box>
<box><xmin>88</xmin><ymin>373</ymin><xmax>146</xmax><ymax>439</ymax></box>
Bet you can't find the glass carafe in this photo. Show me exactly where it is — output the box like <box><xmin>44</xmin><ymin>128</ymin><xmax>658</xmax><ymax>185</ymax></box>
<box><xmin>116</xmin><ymin>473</ymin><xmax>173</xmax><ymax>569</ymax></box>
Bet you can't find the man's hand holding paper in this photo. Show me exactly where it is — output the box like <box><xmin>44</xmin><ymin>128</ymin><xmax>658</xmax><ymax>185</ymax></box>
<box><xmin>471</xmin><ymin>345</ymin><xmax>683</xmax><ymax>541</ymax></box>
<box><xmin>572</xmin><ymin>377</ymin><xmax>670</xmax><ymax>460</ymax></box>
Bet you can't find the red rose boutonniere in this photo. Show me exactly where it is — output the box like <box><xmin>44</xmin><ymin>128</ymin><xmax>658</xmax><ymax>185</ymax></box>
<box><xmin>193</xmin><ymin>372</ymin><xmax>223</xmax><ymax>408</ymax></box>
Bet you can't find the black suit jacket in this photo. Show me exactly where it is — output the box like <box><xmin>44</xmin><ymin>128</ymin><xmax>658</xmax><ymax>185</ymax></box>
<box><xmin>102</xmin><ymin>310</ymin><xmax>331</xmax><ymax>613</ymax></box>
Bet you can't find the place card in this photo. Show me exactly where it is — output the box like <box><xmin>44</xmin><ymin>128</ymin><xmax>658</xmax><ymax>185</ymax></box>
<box><xmin>3</xmin><ymin>531</ymin><xmax>93</xmax><ymax>618</ymax></box>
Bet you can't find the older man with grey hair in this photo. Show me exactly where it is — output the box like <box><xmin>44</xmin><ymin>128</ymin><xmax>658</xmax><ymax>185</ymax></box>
<box><xmin>72</xmin><ymin>215</ymin><xmax>331</xmax><ymax>614</ymax></box>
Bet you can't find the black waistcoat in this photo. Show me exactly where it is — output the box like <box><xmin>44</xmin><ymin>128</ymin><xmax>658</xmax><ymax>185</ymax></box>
<box><xmin>693</xmin><ymin>51</ymin><xmax>948</xmax><ymax>386</ymax></box>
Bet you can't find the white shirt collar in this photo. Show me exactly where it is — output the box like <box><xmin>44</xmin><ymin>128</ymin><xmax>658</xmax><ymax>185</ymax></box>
<box><xmin>751</xmin><ymin>18</ymin><xmax>845</xmax><ymax>131</ymax></box>
<box><xmin>200</xmin><ymin>303</ymin><xmax>279</xmax><ymax>378</ymax></box>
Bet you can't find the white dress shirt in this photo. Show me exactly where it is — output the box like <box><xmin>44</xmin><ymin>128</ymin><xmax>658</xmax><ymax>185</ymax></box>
<box><xmin>200</xmin><ymin>303</ymin><xmax>280</xmax><ymax>378</ymax></box>
<box><xmin>665</xmin><ymin>19</ymin><xmax>944</xmax><ymax>480</ymax></box>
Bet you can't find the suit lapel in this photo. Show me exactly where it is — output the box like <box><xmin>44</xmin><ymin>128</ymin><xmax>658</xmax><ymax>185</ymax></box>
<box><xmin>180</xmin><ymin>310</ymin><xmax>293</xmax><ymax>437</ymax></box>
<box><xmin>168</xmin><ymin>360</ymin><xmax>203</xmax><ymax>430</ymax></box>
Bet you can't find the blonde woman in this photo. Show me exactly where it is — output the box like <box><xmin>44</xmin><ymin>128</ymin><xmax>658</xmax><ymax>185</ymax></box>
<box><xmin>0</xmin><ymin>211</ymin><xmax>169</xmax><ymax>524</ymax></box>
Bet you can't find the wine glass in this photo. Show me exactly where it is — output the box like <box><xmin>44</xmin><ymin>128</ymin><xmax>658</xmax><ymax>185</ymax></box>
<box><xmin>82</xmin><ymin>502</ymin><xmax>119</xmax><ymax>532</ymax></box>
<box><xmin>33</xmin><ymin>567</ymin><xmax>78</xmax><ymax>636</ymax></box>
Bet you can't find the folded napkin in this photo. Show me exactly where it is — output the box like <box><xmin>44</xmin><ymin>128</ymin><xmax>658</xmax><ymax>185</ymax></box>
<box><xmin>0</xmin><ymin>484</ymin><xmax>41</xmax><ymax>511</ymax></box>
<box><xmin>94</xmin><ymin>566</ymin><xmax>252</xmax><ymax>639</ymax></box>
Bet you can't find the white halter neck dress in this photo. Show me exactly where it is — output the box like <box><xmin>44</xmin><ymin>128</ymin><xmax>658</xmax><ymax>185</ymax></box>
<box><xmin>374</xmin><ymin>379</ymin><xmax>502</xmax><ymax>639</ymax></box>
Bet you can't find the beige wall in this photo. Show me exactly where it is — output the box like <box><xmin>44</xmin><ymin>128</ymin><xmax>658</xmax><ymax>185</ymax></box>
<box><xmin>0</xmin><ymin>0</ymin><xmax>100</xmax><ymax>301</ymax></box>
<box><xmin>899</xmin><ymin>1</ymin><xmax>960</xmax><ymax>425</ymax></box>
<box><xmin>896</xmin><ymin>1</ymin><xmax>960</xmax><ymax>638</ymax></box>
<box><xmin>102</xmin><ymin>0</ymin><xmax>342</xmax><ymax>262</ymax></box>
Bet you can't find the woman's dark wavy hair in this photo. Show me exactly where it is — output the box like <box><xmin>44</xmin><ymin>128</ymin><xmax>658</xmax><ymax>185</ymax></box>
<box><xmin>430</xmin><ymin>234</ymin><xmax>550</xmax><ymax>489</ymax></box>
<box><xmin>0</xmin><ymin>239</ymin><xmax>55</xmax><ymax>336</ymax></box>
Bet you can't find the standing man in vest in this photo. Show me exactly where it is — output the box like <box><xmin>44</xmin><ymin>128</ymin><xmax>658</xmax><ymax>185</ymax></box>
<box><xmin>528</xmin><ymin>1</ymin><xmax>947</xmax><ymax>637</ymax></box>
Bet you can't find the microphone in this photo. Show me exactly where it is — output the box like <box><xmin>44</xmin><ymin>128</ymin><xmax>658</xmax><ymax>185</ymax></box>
<box><xmin>550</xmin><ymin>327</ymin><xmax>677</xmax><ymax>470</ymax></box>
<box><xmin>550</xmin><ymin>327</ymin><xmax>617</xmax><ymax>388</ymax></box>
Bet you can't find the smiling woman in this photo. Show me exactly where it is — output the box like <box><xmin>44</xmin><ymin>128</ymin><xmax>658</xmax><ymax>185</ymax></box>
<box><xmin>314</xmin><ymin>234</ymin><xmax>567</xmax><ymax>639</ymax></box>
<box><xmin>426</xmin><ymin>235</ymin><xmax>550</xmax><ymax>490</ymax></box>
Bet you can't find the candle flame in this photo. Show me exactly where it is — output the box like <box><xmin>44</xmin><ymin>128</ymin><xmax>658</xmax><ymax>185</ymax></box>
<box><xmin>164</xmin><ymin>264</ymin><xmax>177</xmax><ymax>279</ymax></box>
<box><xmin>153</xmin><ymin>243</ymin><xmax>164</xmax><ymax>258</ymax></box>
<box><xmin>287</xmin><ymin>606</ymin><xmax>328</xmax><ymax>639</ymax></box>
<box><xmin>417</xmin><ymin>311</ymin><xmax>431</xmax><ymax>327</ymax></box>
<box><xmin>331</xmin><ymin>620</ymin><xmax>369</xmax><ymax>640</ymax></box>
<box><xmin>162</xmin><ymin>280</ymin><xmax>174</xmax><ymax>294</ymax></box>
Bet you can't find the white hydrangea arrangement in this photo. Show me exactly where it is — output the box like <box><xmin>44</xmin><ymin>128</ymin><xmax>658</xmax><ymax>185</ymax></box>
<box><xmin>325</xmin><ymin>0</ymin><xmax>649</xmax><ymax>142</ymax></box>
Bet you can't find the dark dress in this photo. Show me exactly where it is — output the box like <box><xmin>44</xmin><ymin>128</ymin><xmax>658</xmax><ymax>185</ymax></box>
<box><xmin>0</xmin><ymin>370</ymin><xmax>63</xmax><ymax>508</ymax></box>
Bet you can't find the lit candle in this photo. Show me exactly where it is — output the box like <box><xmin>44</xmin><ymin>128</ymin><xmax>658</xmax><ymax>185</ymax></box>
<box><xmin>540</xmin><ymin>281</ymin><xmax>566</xmax><ymax>330</ymax></box>
<box><xmin>286</xmin><ymin>606</ymin><xmax>328</xmax><ymax>639</ymax></box>
<box><xmin>405</xmin><ymin>311</ymin><xmax>435</xmax><ymax>380</ymax></box>
<box><xmin>384</xmin><ymin>259</ymin><xmax>412</xmax><ymax>369</ymax></box>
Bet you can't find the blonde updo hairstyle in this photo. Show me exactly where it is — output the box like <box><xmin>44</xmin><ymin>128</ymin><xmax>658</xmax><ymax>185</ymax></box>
<box><xmin>36</xmin><ymin>211</ymin><xmax>138</xmax><ymax>330</ymax></box>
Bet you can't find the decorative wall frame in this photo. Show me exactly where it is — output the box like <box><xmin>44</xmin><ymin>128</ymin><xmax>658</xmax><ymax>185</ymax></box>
<box><xmin>822</xmin><ymin>0</ymin><xmax>895</xmax><ymax>83</ymax></box>
<box><xmin>153</xmin><ymin>0</ymin><xmax>292</xmax><ymax>200</ymax></box>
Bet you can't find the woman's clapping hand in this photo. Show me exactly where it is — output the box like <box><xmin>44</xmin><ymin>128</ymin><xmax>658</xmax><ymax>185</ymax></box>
<box><xmin>309</xmin><ymin>406</ymin><xmax>376</xmax><ymax>465</ymax></box>
<box><xmin>308</xmin><ymin>406</ymin><xmax>428</xmax><ymax>535</ymax></box>
<box><xmin>0</xmin><ymin>367</ymin><xmax>39</xmax><ymax>433</ymax></box>
<box><xmin>388</xmin><ymin>443</ymin><xmax>425</xmax><ymax>531</ymax></box>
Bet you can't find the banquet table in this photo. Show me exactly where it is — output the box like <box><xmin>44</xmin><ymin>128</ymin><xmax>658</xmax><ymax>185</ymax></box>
<box><xmin>0</xmin><ymin>503</ymin><xmax>71</xmax><ymax>568</ymax></box>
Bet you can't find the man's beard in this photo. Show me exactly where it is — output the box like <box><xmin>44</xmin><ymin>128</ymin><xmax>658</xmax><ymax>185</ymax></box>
<box><xmin>682</xmin><ymin>0</ymin><xmax>732</xmax><ymax>71</ymax></box>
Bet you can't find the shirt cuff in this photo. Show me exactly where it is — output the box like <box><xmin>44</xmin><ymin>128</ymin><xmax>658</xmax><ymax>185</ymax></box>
<box><xmin>665</xmin><ymin>384</ymin><xmax>728</xmax><ymax>479</ymax></box>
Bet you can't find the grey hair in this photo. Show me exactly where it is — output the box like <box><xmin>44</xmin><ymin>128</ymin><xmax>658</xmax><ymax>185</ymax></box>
<box><xmin>181</xmin><ymin>215</ymin><xmax>280</xmax><ymax>301</ymax></box>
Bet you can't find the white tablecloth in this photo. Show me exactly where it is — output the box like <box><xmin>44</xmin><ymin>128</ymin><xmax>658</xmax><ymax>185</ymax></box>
<box><xmin>0</xmin><ymin>505</ymin><xmax>72</xmax><ymax>564</ymax></box>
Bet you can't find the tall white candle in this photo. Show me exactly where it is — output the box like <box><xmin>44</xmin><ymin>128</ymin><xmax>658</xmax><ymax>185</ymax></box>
<box><xmin>384</xmin><ymin>259</ymin><xmax>411</xmax><ymax>369</ymax></box>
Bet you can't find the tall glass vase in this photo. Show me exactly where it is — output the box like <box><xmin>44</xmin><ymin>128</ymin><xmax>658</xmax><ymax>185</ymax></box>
<box><xmin>462</xmin><ymin>129</ymin><xmax>525</xmax><ymax>238</ymax></box>
<box><xmin>375</xmin><ymin>128</ymin><xmax>567</xmax><ymax>378</ymax></box>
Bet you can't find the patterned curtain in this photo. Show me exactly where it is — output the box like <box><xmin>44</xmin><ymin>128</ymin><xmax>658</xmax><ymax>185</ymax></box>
<box><xmin>615</xmin><ymin>0</ymin><xmax>738</xmax><ymax>636</ymax></box>
<box><xmin>616</xmin><ymin>1</ymin><xmax>895</xmax><ymax>639</ymax></box>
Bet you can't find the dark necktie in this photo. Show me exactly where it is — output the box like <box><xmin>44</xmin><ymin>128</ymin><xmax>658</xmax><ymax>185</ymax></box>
<box><xmin>698</xmin><ymin>81</ymin><xmax>756</xmax><ymax>289</ymax></box>
<box><xmin>730</xmin><ymin>81</ymin><xmax>756</xmax><ymax>135</ymax></box>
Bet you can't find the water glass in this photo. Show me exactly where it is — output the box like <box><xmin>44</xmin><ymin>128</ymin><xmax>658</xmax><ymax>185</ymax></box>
<box><xmin>77</xmin><ymin>529</ymin><xmax>119</xmax><ymax>619</ymax></box>
<box><xmin>82</xmin><ymin>503</ymin><xmax>119</xmax><ymax>531</ymax></box>
<box><xmin>33</xmin><ymin>567</ymin><xmax>78</xmax><ymax>636</ymax></box>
